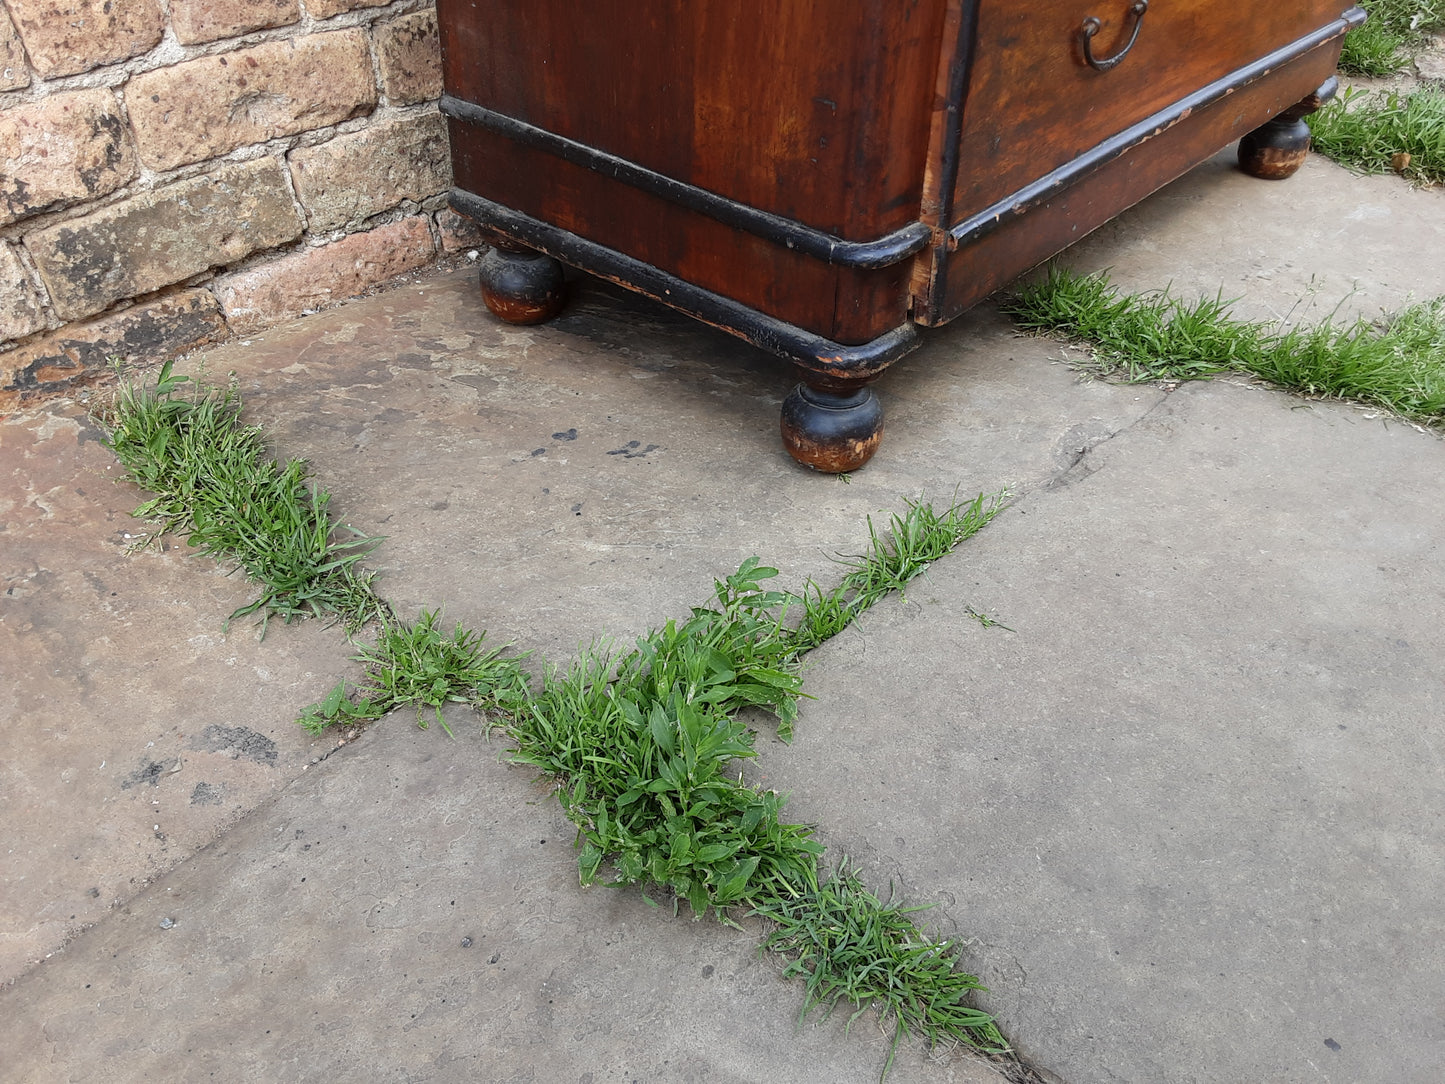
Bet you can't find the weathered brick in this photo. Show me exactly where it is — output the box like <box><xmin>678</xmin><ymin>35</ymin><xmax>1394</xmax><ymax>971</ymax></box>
<box><xmin>213</xmin><ymin>215</ymin><xmax>435</xmax><ymax>333</ymax></box>
<box><xmin>169</xmin><ymin>0</ymin><xmax>300</xmax><ymax>46</ymax></box>
<box><xmin>25</xmin><ymin>158</ymin><xmax>302</xmax><ymax>322</ymax></box>
<box><xmin>126</xmin><ymin>31</ymin><xmax>377</xmax><ymax>172</ymax></box>
<box><xmin>1</xmin><ymin>89</ymin><xmax>136</xmax><ymax>227</ymax></box>
<box><xmin>6</xmin><ymin>0</ymin><xmax>162</xmax><ymax>79</ymax></box>
<box><xmin>375</xmin><ymin>9</ymin><xmax>441</xmax><ymax>105</ymax></box>
<box><xmin>305</xmin><ymin>0</ymin><xmax>389</xmax><ymax>19</ymax></box>
<box><xmin>289</xmin><ymin>113</ymin><xmax>450</xmax><ymax>231</ymax></box>
<box><xmin>0</xmin><ymin>244</ymin><xmax>47</xmax><ymax>343</ymax></box>
<box><xmin>437</xmin><ymin>207</ymin><xmax>485</xmax><ymax>253</ymax></box>
<box><xmin>0</xmin><ymin>290</ymin><xmax>226</xmax><ymax>411</ymax></box>
<box><xmin>0</xmin><ymin>6</ymin><xmax>30</xmax><ymax>90</ymax></box>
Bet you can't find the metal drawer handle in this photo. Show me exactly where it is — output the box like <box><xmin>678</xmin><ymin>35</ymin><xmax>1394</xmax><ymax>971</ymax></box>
<box><xmin>1081</xmin><ymin>1</ymin><xmax>1149</xmax><ymax>72</ymax></box>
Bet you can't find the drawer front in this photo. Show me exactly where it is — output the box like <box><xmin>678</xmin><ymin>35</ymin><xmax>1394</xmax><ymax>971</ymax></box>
<box><xmin>950</xmin><ymin>0</ymin><xmax>1352</xmax><ymax>218</ymax></box>
<box><xmin>926</xmin><ymin>40</ymin><xmax>1342</xmax><ymax>325</ymax></box>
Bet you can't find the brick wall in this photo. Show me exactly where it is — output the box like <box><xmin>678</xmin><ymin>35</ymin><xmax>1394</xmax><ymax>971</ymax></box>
<box><xmin>0</xmin><ymin>0</ymin><xmax>480</xmax><ymax>410</ymax></box>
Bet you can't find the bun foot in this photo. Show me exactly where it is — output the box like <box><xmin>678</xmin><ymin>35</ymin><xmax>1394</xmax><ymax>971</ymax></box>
<box><xmin>1239</xmin><ymin>76</ymin><xmax>1338</xmax><ymax>181</ymax></box>
<box><xmin>478</xmin><ymin>243</ymin><xmax>566</xmax><ymax>325</ymax></box>
<box><xmin>1238</xmin><ymin>117</ymin><xmax>1312</xmax><ymax>180</ymax></box>
<box><xmin>780</xmin><ymin>382</ymin><xmax>884</xmax><ymax>473</ymax></box>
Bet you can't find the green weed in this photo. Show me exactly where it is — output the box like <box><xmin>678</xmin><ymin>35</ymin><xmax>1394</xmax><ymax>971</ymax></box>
<box><xmin>499</xmin><ymin>499</ymin><xmax>1011</xmax><ymax>1076</ymax></box>
<box><xmin>754</xmin><ymin>858</ymin><xmax>1008</xmax><ymax>1078</ymax></box>
<box><xmin>298</xmin><ymin>609</ymin><xmax>529</xmax><ymax>736</ymax></box>
<box><xmin>791</xmin><ymin>494</ymin><xmax>1007</xmax><ymax>652</ymax></box>
<box><xmin>619</xmin><ymin>557</ymin><xmax>808</xmax><ymax>740</ymax></box>
<box><xmin>1340</xmin><ymin>0</ymin><xmax>1445</xmax><ymax>75</ymax></box>
<box><xmin>96</xmin><ymin>362</ymin><xmax>385</xmax><ymax>633</ymax></box>
<box><xmin>101</xmin><ymin>359</ymin><xmax>1012</xmax><ymax>1078</ymax></box>
<box><xmin>1257</xmin><ymin>297</ymin><xmax>1445</xmax><ymax>416</ymax></box>
<box><xmin>505</xmin><ymin>557</ymin><xmax>824</xmax><ymax>915</ymax></box>
<box><xmin>516</xmin><ymin>678</ymin><xmax>825</xmax><ymax>918</ymax></box>
<box><xmin>1308</xmin><ymin>85</ymin><xmax>1445</xmax><ymax>185</ymax></box>
<box><xmin>1005</xmin><ymin>267</ymin><xmax>1445</xmax><ymax>426</ymax></box>
<box><xmin>964</xmin><ymin>606</ymin><xmax>1013</xmax><ymax>632</ymax></box>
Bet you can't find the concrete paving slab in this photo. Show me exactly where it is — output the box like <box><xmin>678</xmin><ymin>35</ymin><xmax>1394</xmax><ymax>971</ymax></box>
<box><xmin>0</xmin><ymin>405</ymin><xmax>355</xmax><ymax>983</ymax></box>
<box><xmin>761</xmin><ymin>381</ymin><xmax>1445</xmax><ymax>1083</ymax></box>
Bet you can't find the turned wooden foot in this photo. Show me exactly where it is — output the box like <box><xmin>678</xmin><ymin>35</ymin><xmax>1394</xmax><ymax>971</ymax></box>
<box><xmin>1238</xmin><ymin>76</ymin><xmax>1339</xmax><ymax>180</ymax></box>
<box><xmin>478</xmin><ymin>241</ymin><xmax>566</xmax><ymax>325</ymax></box>
<box><xmin>780</xmin><ymin>379</ymin><xmax>884</xmax><ymax>473</ymax></box>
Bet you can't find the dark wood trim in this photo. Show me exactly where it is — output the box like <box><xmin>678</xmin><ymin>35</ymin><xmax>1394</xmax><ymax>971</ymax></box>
<box><xmin>439</xmin><ymin>95</ymin><xmax>934</xmax><ymax>271</ymax></box>
<box><xmin>449</xmin><ymin>188</ymin><xmax>922</xmax><ymax>382</ymax></box>
<box><xmin>920</xmin><ymin>0</ymin><xmax>984</xmax><ymax>324</ymax></box>
<box><xmin>934</xmin><ymin>0</ymin><xmax>984</xmax><ymax>233</ymax></box>
<box><xmin>946</xmin><ymin>8</ymin><xmax>1365</xmax><ymax>248</ymax></box>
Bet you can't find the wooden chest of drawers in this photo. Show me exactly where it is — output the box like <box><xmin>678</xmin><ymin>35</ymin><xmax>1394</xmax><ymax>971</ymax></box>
<box><xmin>439</xmin><ymin>1</ymin><xmax>1364</xmax><ymax>470</ymax></box>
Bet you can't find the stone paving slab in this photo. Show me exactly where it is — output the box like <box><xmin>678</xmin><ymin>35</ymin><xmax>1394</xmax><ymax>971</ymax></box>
<box><xmin>1066</xmin><ymin>149</ymin><xmax>1445</xmax><ymax>322</ymax></box>
<box><xmin>198</xmin><ymin>263</ymin><xmax>1162</xmax><ymax>660</ymax></box>
<box><xmin>0</xmin><ymin>717</ymin><xmax>1016</xmax><ymax>1084</ymax></box>
<box><xmin>0</xmin><ymin>405</ymin><xmax>353</xmax><ymax>984</ymax></box>
<box><xmin>760</xmin><ymin>380</ymin><xmax>1445</xmax><ymax>1083</ymax></box>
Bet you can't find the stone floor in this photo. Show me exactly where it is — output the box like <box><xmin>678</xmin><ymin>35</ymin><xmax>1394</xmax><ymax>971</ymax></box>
<box><xmin>1</xmin><ymin>147</ymin><xmax>1442</xmax><ymax>1082</ymax></box>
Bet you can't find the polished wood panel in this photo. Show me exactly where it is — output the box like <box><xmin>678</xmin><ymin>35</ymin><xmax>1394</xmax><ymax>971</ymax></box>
<box><xmin>438</xmin><ymin>0</ymin><xmax>948</xmax><ymax>242</ymax></box>
<box><xmin>951</xmin><ymin>0</ymin><xmax>1349</xmax><ymax>216</ymax></box>
<box><xmin>931</xmin><ymin>44</ymin><xmax>1342</xmax><ymax>323</ymax></box>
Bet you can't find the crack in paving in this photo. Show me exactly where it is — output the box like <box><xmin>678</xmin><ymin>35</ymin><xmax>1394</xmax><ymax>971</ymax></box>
<box><xmin>1041</xmin><ymin>389</ymin><xmax>1175</xmax><ymax>491</ymax></box>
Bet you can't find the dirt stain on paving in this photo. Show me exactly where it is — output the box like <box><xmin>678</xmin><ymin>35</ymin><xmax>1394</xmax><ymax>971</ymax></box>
<box><xmin>119</xmin><ymin>757</ymin><xmax>179</xmax><ymax>789</ymax></box>
<box><xmin>187</xmin><ymin>725</ymin><xmax>278</xmax><ymax>766</ymax></box>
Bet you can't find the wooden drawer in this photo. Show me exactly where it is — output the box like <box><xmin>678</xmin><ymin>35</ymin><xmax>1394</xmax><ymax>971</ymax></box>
<box><xmin>928</xmin><ymin>40</ymin><xmax>1345</xmax><ymax>325</ymax></box>
<box><xmin>951</xmin><ymin>0</ymin><xmax>1353</xmax><ymax>217</ymax></box>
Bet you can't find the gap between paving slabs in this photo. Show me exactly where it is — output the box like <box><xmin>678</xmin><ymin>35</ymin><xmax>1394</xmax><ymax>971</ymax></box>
<box><xmin>1004</xmin><ymin>266</ymin><xmax>1445</xmax><ymax>430</ymax></box>
<box><xmin>1337</xmin><ymin>0</ymin><xmax>1445</xmax><ymax>78</ymax></box>
<box><xmin>1322</xmin><ymin>0</ymin><xmax>1445</xmax><ymax>182</ymax></box>
<box><xmin>96</xmin><ymin>363</ymin><xmax>1043</xmax><ymax>1083</ymax></box>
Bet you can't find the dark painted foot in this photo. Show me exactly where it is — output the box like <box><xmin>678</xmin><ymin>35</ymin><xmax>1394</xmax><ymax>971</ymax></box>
<box><xmin>478</xmin><ymin>242</ymin><xmax>566</xmax><ymax>325</ymax></box>
<box><xmin>780</xmin><ymin>381</ymin><xmax>884</xmax><ymax>473</ymax></box>
<box><xmin>1238</xmin><ymin>76</ymin><xmax>1339</xmax><ymax>180</ymax></box>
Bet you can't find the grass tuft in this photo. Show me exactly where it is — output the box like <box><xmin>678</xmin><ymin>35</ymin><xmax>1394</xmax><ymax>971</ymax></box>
<box><xmin>513</xmin><ymin>668</ymin><xmax>826</xmax><ymax>918</ymax></box>
<box><xmin>498</xmin><ymin>496</ymin><xmax>1010</xmax><ymax>1076</ymax></box>
<box><xmin>619</xmin><ymin>556</ymin><xmax>809</xmax><ymax>740</ymax></box>
<box><xmin>1307</xmin><ymin>85</ymin><xmax>1445</xmax><ymax>185</ymax></box>
<box><xmin>96</xmin><ymin>361</ymin><xmax>386</xmax><ymax>633</ymax></box>
<box><xmin>298</xmin><ymin>609</ymin><xmax>530</xmax><ymax>736</ymax></box>
<box><xmin>790</xmin><ymin>493</ymin><xmax>1007</xmax><ymax>653</ymax></box>
<box><xmin>1339</xmin><ymin>0</ymin><xmax>1445</xmax><ymax>76</ymax></box>
<box><xmin>754</xmin><ymin>858</ymin><xmax>1008</xmax><ymax>1078</ymax></box>
<box><xmin>503</xmin><ymin>554</ymin><xmax>827</xmax><ymax>917</ymax></box>
<box><xmin>1005</xmin><ymin>267</ymin><xmax>1445</xmax><ymax>426</ymax></box>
